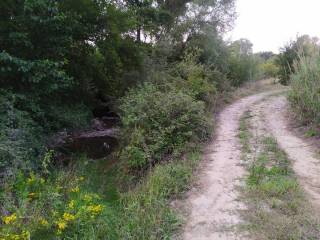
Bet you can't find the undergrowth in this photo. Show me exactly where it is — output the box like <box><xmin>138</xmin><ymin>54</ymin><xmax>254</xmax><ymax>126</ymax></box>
<box><xmin>289</xmin><ymin>49</ymin><xmax>320</xmax><ymax>129</ymax></box>
<box><xmin>239</xmin><ymin>113</ymin><xmax>320</xmax><ymax>240</ymax></box>
<box><xmin>0</xmin><ymin>147</ymin><xmax>202</xmax><ymax>239</ymax></box>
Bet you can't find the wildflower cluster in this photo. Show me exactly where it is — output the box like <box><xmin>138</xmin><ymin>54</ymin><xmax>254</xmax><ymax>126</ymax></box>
<box><xmin>1</xmin><ymin>172</ymin><xmax>106</xmax><ymax>239</ymax></box>
<box><xmin>0</xmin><ymin>230</ymin><xmax>30</xmax><ymax>240</ymax></box>
<box><xmin>2</xmin><ymin>213</ymin><xmax>17</xmax><ymax>225</ymax></box>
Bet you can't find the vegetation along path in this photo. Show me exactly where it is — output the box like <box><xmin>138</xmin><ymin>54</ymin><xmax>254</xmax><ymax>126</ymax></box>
<box><xmin>180</xmin><ymin>85</ymin><xmax>320</xmax><ymax>239</ymax></box>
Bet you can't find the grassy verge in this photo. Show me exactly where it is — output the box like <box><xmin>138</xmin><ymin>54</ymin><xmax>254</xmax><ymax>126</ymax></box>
<box><xmin>239</xmin><ymin>113</ymin><xmax>320</xmax><ymax>240</ymax></box>
<box><xmin>1</xmin><ymin>147</ymin><xmax>203</xmax><ymax>239</ymax></box>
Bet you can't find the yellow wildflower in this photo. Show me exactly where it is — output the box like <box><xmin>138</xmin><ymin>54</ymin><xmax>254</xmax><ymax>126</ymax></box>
<box><xmin>21</xmin><ymin>230</ymin><xmax>30</xmax><ymax>240</ymax></box>
<box><xmin>70</xmin><ymin>186</ymin><xmax>80</xmax><ymax>193</ymax></box>
<box><xmin>79</xmin><ymin>176</ymin><xmax>85</xmax><ymax>181</ymax></box>
<box><xmin>83</xmin><ymin>194</ymin><xmax>92</xmax><ymax>202</ymax></box>
<box><xmin>39</xmin><ymin>218</ymin><xmax>49</xmax><ymax>226</ymax></box>
<box><xmin>68</xmin><ymin>200</ymin><xmax>75</xmax><ymax>209</ymax></box>
<box><xmin>27</xmin><ymin>175</ymin><xmax>35</xmax><ymax>185</ymax></box>
<box><xmin>63</xmin><ymin>212</ymin><xmax>75</xmax><ymax>222</ymax></box>
<box><xmin>2</xmin><ymin>213</ymin><xmax>17</xmax><ymax>224</ymax></box>
<box><xmin>87</xmin><ymin>204</ymin><xmax>103</xmax><ymax>216</ymax></box>
<box><xmin>57</xmin><ymin>221</ymin><xmax>67</xmax><ymax>230</ymax></box>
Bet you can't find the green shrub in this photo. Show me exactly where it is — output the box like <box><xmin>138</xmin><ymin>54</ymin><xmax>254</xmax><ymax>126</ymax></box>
<box><xmin>0</xmin><ymin>92</ymin><xmax>45</xmax><ymax>174</ymax></box>
<box><xmin>276</xmin><ymin>35</ymin><xmax>318</xmax><ymax>85</ymax></box>
<box><xmin>119</xmin><ymin>83</ymin><xmax>211</xmax><ymax>170</ymax></box>
<box><xmin>0</xmin><ymin>90</ymin><xmax>91</xmax><ymax>176</ymax></box>
<box><xmin>173</xmin><ymin>49</ymin><xmax>217</xmax><ymax>105</ymax></box>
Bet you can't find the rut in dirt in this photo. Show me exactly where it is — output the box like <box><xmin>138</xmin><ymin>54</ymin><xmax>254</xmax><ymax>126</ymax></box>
<box><xmin>180</xmin><ymin>89</ymin><xmax>320</xmax><ymax>240</ymax></box>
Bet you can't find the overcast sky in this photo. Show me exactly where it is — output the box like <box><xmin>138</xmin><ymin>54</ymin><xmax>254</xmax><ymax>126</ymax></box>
<box><xmin>227</xmin><ymin>0</ymin><xmax>320</xmax><ymax>53</ymax></box>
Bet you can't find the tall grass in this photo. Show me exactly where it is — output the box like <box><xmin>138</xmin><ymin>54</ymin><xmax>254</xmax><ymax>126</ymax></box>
<box><xmin>289</xmin><ymin>48</ymin><xmax>320</xmax><ymax>125</ymax></box>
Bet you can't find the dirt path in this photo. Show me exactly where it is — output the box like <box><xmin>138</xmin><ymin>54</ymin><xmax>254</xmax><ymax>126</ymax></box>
<box><xmin>247</xmin><ymin>94</ymin><xmax>320</xmax><ymax>209</ymax></box>
<box><xmin>180</xmin><ymin>87</ymin><xmax>320</xmax><ymax>240</ymax></box>
<box><xmin>181</xmin><ymin>90</ymin><xmax>282</xmax><ymax>240</ymax></box>
<box><xmin>263</xmin><ymin>96</ymin><xmax>320</xmax><ymax>209</ymax></box>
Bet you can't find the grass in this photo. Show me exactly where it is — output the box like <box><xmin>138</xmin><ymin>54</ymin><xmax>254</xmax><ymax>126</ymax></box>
<box><xmin>112</xmin><ymin>149</ymin><xmax>202</xmax><ymax>239</ymax></box>
<box><xmin>1</xmin><ymin>147</ymin><xmax>203</xmax><ymax>239</ymax></box>
<box><xmin>289</xmin><ymin>50</ymin><xmax>320</xmax><ymax>128</ymax></box>
<box><xmin>91</xmin><ymin>148</ymin><xmax>203</xmax><ymax>239</ymax></box>
<box><xmin>239</xmin><ymin>113</ymin><xmax>320</xmax><ymax>240</ymax></box>
<box><xmin>305</xmin><ymin>128</ymin><xmax>318</xmax><ymax>138</ymax></box>
<box><xmin>238</xmin><ymin>111</ymin><xmax>252</xmax><ymax>156</ymax></box>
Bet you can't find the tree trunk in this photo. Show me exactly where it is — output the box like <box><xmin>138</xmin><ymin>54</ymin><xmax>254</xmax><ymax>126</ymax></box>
<box><xmin>137</xmin><ymin>26</ymin><xmax>141</xmax><ymax>42</ymax></box>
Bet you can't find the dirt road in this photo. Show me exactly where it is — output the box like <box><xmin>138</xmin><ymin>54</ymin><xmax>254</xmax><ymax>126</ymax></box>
<box><xmin>264</xmin><ymin>96</ymin><xmax>320</xmax><ymax>209</ymax></box>
<box><xmin>180</xmin><ymin>88</ymin><xmax>320</xmax><ymax>239</ymax></box>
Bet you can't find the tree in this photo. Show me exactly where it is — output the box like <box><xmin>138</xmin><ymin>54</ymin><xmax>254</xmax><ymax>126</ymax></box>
<box><xmin>227</xmin><ymin>39</ymin><xmax>258</xmax><ymax>86</ymax></box>
<box><xmin>276</xmin><ymin>35</ymin><xmax>319</xmax><ymax>85</ymax></box>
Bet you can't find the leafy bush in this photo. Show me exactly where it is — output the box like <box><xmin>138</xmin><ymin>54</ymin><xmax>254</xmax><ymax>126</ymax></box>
<box><xmin>289</xmin><ymin>49</ymin><xmax>320</xmax><ymax>125</ymax></box>
<box><xmin>173</xmin><ymin>49</ymin><xmax>218</xmax><ymax>105</ymax></box>
<box><xmin>119</xmin><ymin>83</ymin><xmax>212</xmax><ymax>170</ymax></box>
<box><xmin>0</xmin><ymin>90</ymin><xmax>91</xmax><ymax>177</ymax></box>
<box><xmin>0</xmin><ymin>91</ymin><xmax>45</xmax><ymax>175</ymax></box>
<box><xmin>227</xmin><ymin>39</ymin><xmax>261</xmax><ymax>86</ymax></box>
<box><xmin>260</xmin><ymin>59</ymin><xmax>279</xmax><ymax>79</ymax></box>
<box><xmin>276</xmin><ymin>35</ymin><xmax>318</xmax><ymax>85</ymax></box>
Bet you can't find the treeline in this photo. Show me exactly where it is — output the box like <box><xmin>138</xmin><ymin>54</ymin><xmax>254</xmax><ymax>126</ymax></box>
<box><xmin>0</xmin><ymin>0</ymin><xmax>266</xmax><ymax>174</ymax></box>
<box><xmin>0</xmin><ymin>0</ymin><xmax>269</xmax><ymax>239</ymax></box>
<box><xmin>276</xmin><ymin>35</ymin><xmax>320</xmax><ymax>127</ymax></box>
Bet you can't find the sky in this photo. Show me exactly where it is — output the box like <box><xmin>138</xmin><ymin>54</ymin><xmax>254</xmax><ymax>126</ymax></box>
<box><xmin>227</xmin><ymin>0</ymin><xmax>320</xmax><ymax>53</ymax></box>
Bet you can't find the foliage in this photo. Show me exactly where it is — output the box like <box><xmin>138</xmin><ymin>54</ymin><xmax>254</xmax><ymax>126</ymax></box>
<box><xmin>260</xmin><ymin>58</ymin><xmax>279</xmax><ymax>79</ymax></box>
<box><xmin>1</xmin><ymin>148</ymin><xmax>203</xmax><ymax>240</ymax></box>
<box><xmin>227</xmin><ymin>39</ymin><xmax>261</xmax><ymax>86</ymax></box>
<box><xmin>0</xmin><ymin>91</ymin><xmax>45</xmax><ymax>174</ymax></box>
<box><xmin>119</xmin><ymin>83</ymin><xmax>211</xmax><ymax>170</ymax></box>
<box><xmin>0</xmin><ymin>0</ymin><xmax>268</xmax><ymax>239</ymax></box>
<box><xmin>289</xmin><ymin>47</ymin><xmax>320</xmax><ymax>126</ymax></box>
<box><xmin>173</xmin><ymin>48</ymin><xmax>218</xmax><ymax>105</ymax></box>
<box><xmin>113</xmin><ymin>150</ymin><xmax>201</xmax><ymax>239</ymax></box>
<box><xmin>276</xmin><ymin>35</ymin><xmax>319</xmax><ymax>85</ymax></box>
<box><xmin>0</xmin><ymin>160</ymin><xmax>108</xmax><ymax>239</ymax></box>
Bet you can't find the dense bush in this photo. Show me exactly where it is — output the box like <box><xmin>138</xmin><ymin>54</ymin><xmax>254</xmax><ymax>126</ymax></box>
<box><xmin>173</xmin><ymin>49</ymin><xmax>218</xmax><ymax>105</ymax></box>
<box><xmin>276</xmin><ymin>35</ymin><xmax>318</xmax><ymax>85</ymax></box>
<box><xmin>260</xmin><ymin>59</ymin><xmax>279</xmax><ymax>79</ymax></box>
<box><xmin>0</xmin><ymin>90</ymin><xmax>91</xmax><ymax>176</ymax></box>
<box><xmin>0</xmin><ymin>91</ymin><xmax>45</xmax><ymax>175</ymax></box>
<box><xmin>227</xmin><ymin>39</ymin><xmax>262</xmax><ymax>86</ymax></box>
<box><xmin>119</xmin><ymin>83</ymin><xmax>212</xmax><ymax>170</ymax></box>
<box><xmin>289</xmin><ymin>49</ymin><xmax>320</xmax><ymax>125</ymax></box>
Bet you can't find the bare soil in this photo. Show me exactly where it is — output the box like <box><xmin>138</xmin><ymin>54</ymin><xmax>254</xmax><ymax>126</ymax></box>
<box><xmin>264</xmin><ymin>95</ymin><xmax>320</xmax><ymax>209</ymax></box>
<box><xmin>180</xmin><ymin>90</ymin><xmax>282</xmax><ymax>240</ymax></box>
<box><xmin>178</xmin><ymin>84</ymin><xmax>320</xmax><ymax>239</ymax></box>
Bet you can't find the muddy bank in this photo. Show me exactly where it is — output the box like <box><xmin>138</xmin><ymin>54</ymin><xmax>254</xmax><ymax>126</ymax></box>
<box><xmin>49</xmin><ymin>114</ymin><xmax>120</xmax><ymax>160</ymax></box>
